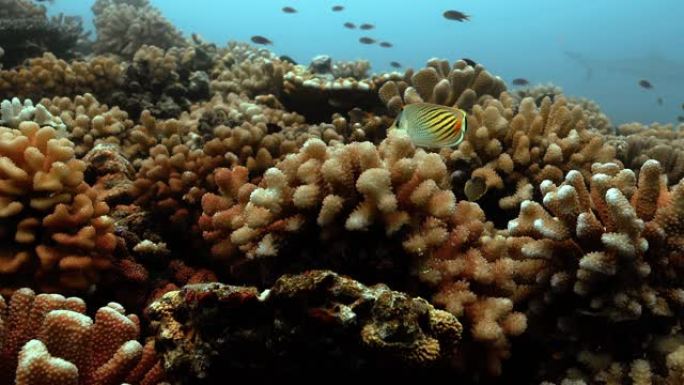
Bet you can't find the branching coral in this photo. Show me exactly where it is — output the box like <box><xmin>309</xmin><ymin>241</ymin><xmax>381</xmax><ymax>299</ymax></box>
<box><xmin>1</xmin><ymin>97</ymin><xmax>64</xmax><ymax>130</ymax></box>
<box><xmin>92</xmin><ymin>0</ymin><xmax>186</xmax><ymax>58</ymax></box>
<box><xmin>108</xmin><ymin>44</ymin><xmax>212</xmax><ymax>119</ymax></box>
<box><xmin>0</xmin><ymin>287</ymin><xmax>164</xmax><ymax>384</ymax></box>
<box><xmin>0</xmin><ymin>122</ymin><xmax>116</xmax><ymax>293</ymax></box>
<box><xmin>378</xmin><ymin>58</ymin><xmax>506</xmax><ymax>114</ymax></box>
<box><xmin>199</xmin><ymin>132</ymin><xmax>456</xmax><ymax>267</ymax></box>
<box><xmin>448</xmin><ymin>95</ymin><xmax>616</xmax><ymax>222</ymax></box>
<box><xmin>147</xmin><ymin>270</ymin><xmax>462</xmax><ymax>380</ymax></box>
<box><xmin>39</xmin><ymin>93</ymin><xmax>134</xmax><ymax>157</ymax></box>
<box><xmin>0</xmin><ymin>53</ymin><xmax>123</xmax><ymax>101</ymax></box>
<box><xmin>503</xmin><ymin>160</ymin><xmax>684</xmax><ymax>382</ymax></box>
<box><xmin>610</xmin><ymin>122</ymin><xmax>684</xmax><ymax>185</ymax></box>
<box><xmin>209</xmin><ymin>41</ymin><xmax>288</xmax><ymax>98</ymax></box>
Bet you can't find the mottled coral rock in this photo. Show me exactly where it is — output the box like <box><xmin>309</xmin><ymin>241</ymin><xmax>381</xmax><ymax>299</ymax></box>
<box><xmin>147</xmin><ymin>270</ymin><xmax>461</xmax><ymax>381</ymax></box>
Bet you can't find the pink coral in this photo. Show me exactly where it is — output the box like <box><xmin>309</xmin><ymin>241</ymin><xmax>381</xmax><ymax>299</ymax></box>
<box><xmin>0</xmin><ymin>288</ymin><xmax>164</xmax><ymax>384</ymax></box>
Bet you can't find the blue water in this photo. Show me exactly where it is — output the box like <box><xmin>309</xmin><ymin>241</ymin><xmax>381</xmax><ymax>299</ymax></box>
<box><xmin>47</xmin><ymin>0</ymin><xmax>684</xmax><ymax>126</ymax></box>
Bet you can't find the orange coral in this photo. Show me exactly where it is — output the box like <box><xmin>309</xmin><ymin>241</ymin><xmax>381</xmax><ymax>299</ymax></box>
<box><xmin>0</xmin><ymin>122</ymin><xmax>115</xmax><ymax>293</ymax></box>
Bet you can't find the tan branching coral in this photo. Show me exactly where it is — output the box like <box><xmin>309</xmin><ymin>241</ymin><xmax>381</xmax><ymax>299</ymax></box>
<box><xmin>0</xmin><ymin>53</ymin><xmax>123</xmax><ymax>100</ymax></box>
<box><xmin>611</xmin><ymin>122</ymin><xmax>684</xmax><ymax>185</ymax></box>
<box><xmin>449</xmin><ymin>94</ymin><xmax>616</xmax><ymax>214</ymax></box>
<box><xmin>92</xmin><ymin>0</ymin><xmax>186</xmax><ymax>58</ymax></box>
<box><xmin>199</xmin><ymin>132</ymin><xmax>459</xmax><ymax>262</ymax></box>
<box><xmin>0</xmin><ymin>288</ymin><xmax>164</xmax><ymax>384</ymax></box>
<box><xmin>508</xmin><ymin>160</ymin><xmax>684</xmax><ymax>321</ymax></box>
<box><xmin>0</xmin><ymin>122</ymin><xmax>116</xmax><ymax>293</ymax></box>
<box><xmin>210</xmin><ymin>42</ymin><xmax>288</xmax><ymax>98</ymax></box>
<box><xmin>378</xmin><ymin>58</ymin><xmax>506</xmax><ymax>114</ymax></box>
<box><xmin>39</xmin><ymin>93</ymin><xmax>134</xmax><ymax>156</ymax></box>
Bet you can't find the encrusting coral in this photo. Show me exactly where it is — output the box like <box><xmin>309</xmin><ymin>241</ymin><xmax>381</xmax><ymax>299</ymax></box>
<box><xmin>0</xmin><ymin>287</ymin><xmax>164</xmax><ymax>385</ymax></box>
<box><xmin>146</xmin><ymin>270</ymin><xmax>462</xmax><ymax>380</ymax></box>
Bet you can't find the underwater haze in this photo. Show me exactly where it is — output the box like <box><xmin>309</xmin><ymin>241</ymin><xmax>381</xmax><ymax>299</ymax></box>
<box><xmin>47</xmin><ymin>0</ymin><xmax>684</xmax><ymax>125</ymax></box>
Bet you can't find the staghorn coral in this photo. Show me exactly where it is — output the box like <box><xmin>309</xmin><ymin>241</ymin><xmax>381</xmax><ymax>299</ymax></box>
<box><xmin>378</xmin><ymin>58</ymin><xmax>506</xmax><ymax>114</ymax></box>
<box><xmin>0</xmin><ymin>287</ymin><xmax>164</xmax><ymax>385</ymax></box>
<box><xmin>92</xmin><ymin>0</ymin><xmax>186</xmax><ymax>58</ymax></box>
<box><xmin>0</xmin><ymin>122</ymin><xmax>116</xmax><ymax>293</ymax></box>
<box><xmin>146</xmin><ymin>270</ymin><xmax>462</xmax><ymax>381</ymax></box>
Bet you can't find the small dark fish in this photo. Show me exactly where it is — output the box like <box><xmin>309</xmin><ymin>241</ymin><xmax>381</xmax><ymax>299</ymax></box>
<box><xmin>360</xmin><ymin>23</ymin><xmax>375</xmax><ymax>30</ymax></box>
<box><xmin>282</xmin><ymin>6</ymin><xmax>297</xmax><ymax>13</ymax></box>
<box><xmin>279</xmin><ymin>55</ymin><xmax>297</xmax><ymax>65</ymax></box>
<box><xmin>343</xmin><ymin>22</ymin><xmax>356</xmax><ymax>29</ymax></box>
<box><xmin>251</xmin><ymin>35</ymin><xmax>272</xmax><ymax>45</ymax></box>
<box><xmin>332</xmin><ymin>5</ymin><xmax>344</xmax><ymax>11</ymax></box>
<box><xmin>678</xmin><ymin>116</ymin><xmax>684</xmax><ymax>123</ymax></box>
<box><xmin>443</xmin><ymin>10</ymin><xmax>470</xmax><ymax>22</ymax></box>
<box><xmin>379</xmin><ymin>42</ymin><xmax>393</xmax><ymax>48</ymax></box>
<box><xmin>657</xmin><ymin>97</ymin><xmax>663</xmax><ymax>106</ymax></box>
<box><xmin>359</xmin><ymin>37</ymin><xmax>375</xmax><ymax>44</ymax></box>
<box><xmin>681</xmin><ymin>103</ymin><xmax>684</xmax><ymax>110</ymax></box>
<box><xmin>461</xmin><ymin>58</ymin><xmax>477</xmax><ymax>66</ymax></box>
<box><xmin>638</xmin><ymin>79</ymin><xmax>653</xmax><ymax>89</ymax></box>
<box><xmin>512</xmin><ymin>78</ymin><xmax>529</xmax><ymax>86</ymax></box>
<box><xmin>390</xmin><ymin>61</ymin><xmax>402</xmax><ymax>68</ymax></box>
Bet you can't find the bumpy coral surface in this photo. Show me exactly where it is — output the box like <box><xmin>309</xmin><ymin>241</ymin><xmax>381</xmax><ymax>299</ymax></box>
<box><xmin>0</xmin><ymin>287</ymin><xmax>164</xmax><ymax>385</ymax></box>
<box><xmin>147</xmin><ymin>270</ymin><xmax>461</xmax><ymax>381</ymax></box>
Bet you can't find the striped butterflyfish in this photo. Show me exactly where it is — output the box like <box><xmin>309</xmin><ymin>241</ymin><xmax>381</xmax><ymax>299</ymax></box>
<box><xmin>392</xmin><ymin>103</ymin><xmax>468</xmax><ymax>148</ymax></box>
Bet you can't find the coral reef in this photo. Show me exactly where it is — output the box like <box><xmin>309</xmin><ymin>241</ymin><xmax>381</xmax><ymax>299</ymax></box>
<box><xmin>147</xmin><ymin>270</ymin><xmax>462</xmax><ymax>380</ymax></box>
<box><xmin>1</xmin><ymin>5</ymin><xmax>683</xmax><ymax>381</ymax></box>
<box><xmin>0</xmin><ymin>288</ymin><xmax>164</xmax><ymax>384</ymax></box>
